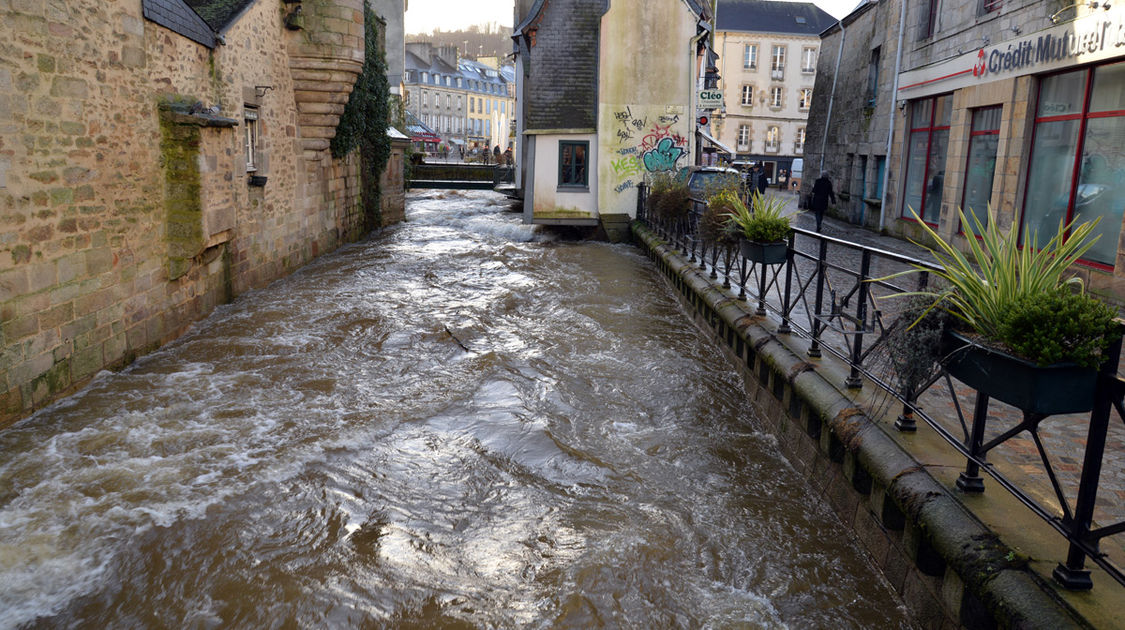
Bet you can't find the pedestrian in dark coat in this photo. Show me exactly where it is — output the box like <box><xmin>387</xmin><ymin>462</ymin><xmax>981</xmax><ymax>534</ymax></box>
<box><xmin>753</xmin><ymin>165</ymin><xmax>768</xmax><ymax>196</ymax></box>
<box><xmin>811</xmin><ymin>171</ymin><xmax>836</xmax><ymax>232</ymax></box>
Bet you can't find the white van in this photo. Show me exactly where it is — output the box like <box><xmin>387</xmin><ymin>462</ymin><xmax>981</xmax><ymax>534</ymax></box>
<box><xmin>789</xmin><ymin>158</ymin><xmax>804</xmax><ymax>190</ymax></box>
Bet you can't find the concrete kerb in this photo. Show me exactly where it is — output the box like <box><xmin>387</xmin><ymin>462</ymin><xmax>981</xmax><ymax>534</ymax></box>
<box><xmin>631</xmin><ymin>220</ymin><xmax>1089</xmax><ymax>629</ymax></box>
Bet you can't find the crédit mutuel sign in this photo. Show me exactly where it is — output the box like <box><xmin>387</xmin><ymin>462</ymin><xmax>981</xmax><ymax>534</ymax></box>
<box><xmin>898</xmin><ymin>7</ymin><xmax>1125</xmax><ymax>99</ymax></box>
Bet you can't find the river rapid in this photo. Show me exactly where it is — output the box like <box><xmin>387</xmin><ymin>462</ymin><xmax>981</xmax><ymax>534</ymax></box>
<box><xmin>0</xmin><ymin>190</ymin><xmax>912</xmax><ymax>628</ymax></box>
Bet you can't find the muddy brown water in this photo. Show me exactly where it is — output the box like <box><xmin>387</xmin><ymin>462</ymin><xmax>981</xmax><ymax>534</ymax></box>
<box><xmin>0</xmin><ymin>190</ymin><xmax>913</xmax><ymax>628</ymax></box>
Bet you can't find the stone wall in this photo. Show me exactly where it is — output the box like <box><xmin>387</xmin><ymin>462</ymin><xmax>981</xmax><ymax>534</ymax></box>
<box><xmin>0</xmin><ymin>0</ymin><xmax>381</xmax><ymax>426</ymax></box>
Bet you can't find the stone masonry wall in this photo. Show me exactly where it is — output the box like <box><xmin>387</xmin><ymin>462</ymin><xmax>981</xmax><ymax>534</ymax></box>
<box><xmin>0</xmin><ymin>0</ymin><xmax>370</xmax><ymax>427</ymax></box>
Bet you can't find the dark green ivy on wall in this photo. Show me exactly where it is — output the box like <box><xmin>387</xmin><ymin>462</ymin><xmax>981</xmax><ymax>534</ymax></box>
<box><xmin>331</xmin><ymin>0</ymin><xmax>392</xmax><ymax>230</ymax></box>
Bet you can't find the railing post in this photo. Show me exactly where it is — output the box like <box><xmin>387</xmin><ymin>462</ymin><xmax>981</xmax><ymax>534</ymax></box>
<box><xmin>845</xmin><ymin>250</ymin><xmax>872</xmax><ymax>388</ymax></box>
<box><xmin>637</xmin><ymin>182</ymin><xmax>647</xmax><ymax>222</ymax></box>
<box><xmin>1053</xmin><ymin>324</ymin><xmax>1124</xmax><ymax>590</ymax></box>
<box><xmin>956</xmin><ymin>392</ymin><xmax>989</xmax><ymax>493</ymax></box>
<box><xmin>808</xmin><ymin>237</ymin><xmax>829</xmax><ymax>358</ymax></box>
<box><xmin>779</xmin><ymin>232</ymin><xmax>795</xmax><ymax>334</ymax></box>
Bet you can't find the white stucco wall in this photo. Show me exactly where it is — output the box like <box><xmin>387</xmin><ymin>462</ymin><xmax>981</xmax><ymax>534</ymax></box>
<box><xmin>530</xmin><ymin>132</ymin><xmax>599</xmax><ymax>223</ymax></box>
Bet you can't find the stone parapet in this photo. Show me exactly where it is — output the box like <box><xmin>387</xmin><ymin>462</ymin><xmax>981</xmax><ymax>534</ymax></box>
<box><xmin>631</xmin><ymin>221</ymin><xmax>1093</xmax><ymax>629</ymax></box>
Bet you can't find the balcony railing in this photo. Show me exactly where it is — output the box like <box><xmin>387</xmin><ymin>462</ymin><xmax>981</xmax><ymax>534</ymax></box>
<box><xmin>634</xmin><ymin>183</ymin><xmax>1125</xmax><ymax>592</ymax></box>
<box><xmin>771</xmin><ymin>69</ymin><xmax>785</xmax><ymax>80</ymax></box>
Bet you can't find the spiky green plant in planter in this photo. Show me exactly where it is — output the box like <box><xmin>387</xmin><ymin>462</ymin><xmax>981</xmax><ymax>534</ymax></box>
<box><xmin>876</xmin><ymin>206</ymin><xmax>1119</xmax><ymax>414</ymax></box>
<box><xmin>725</xmin><ymin>192</ymin><xmax>793</xmax><ymax>243</ymax></box>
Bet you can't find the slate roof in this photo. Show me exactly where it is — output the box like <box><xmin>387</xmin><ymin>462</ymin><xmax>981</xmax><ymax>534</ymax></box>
<box><xmin>142</xmin><ymin>0</ymin><xmax>216</xmax><ymax>47</ymax></box>
<box><xmin>715</xmin><ymin>0</ymin><xmax>838</xmax><ymax>35</ymax></box>
<box><xmin>184</xmin><ymin>0</ymin><xmax>258</xmax><ymax>32</ymax></box>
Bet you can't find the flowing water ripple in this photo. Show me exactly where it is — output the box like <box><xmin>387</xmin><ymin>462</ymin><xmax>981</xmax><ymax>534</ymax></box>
<box><xmin>0</xmin><ymin>190</ymin><xmax>913</xmax><ymax>629</ymax></box>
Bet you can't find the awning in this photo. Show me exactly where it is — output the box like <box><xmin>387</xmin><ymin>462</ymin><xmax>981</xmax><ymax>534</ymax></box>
<box><xmin>448</xmin><ymin>138</ymin><xmax>465</xmax><ymax>145</ymax></box>
<box><xmin>409</xmin><ymin>131</ymin><xmax>441</xmax><ymax>144</ymax></box>
<box><xmin>698</xmin><ymin>129</ymin><xmax>735</xmax><ymax>156</ymax></box>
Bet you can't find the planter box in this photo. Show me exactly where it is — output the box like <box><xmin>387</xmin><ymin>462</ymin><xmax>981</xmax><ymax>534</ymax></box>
<box><xmin>740</xmin><ymin>239</ymin><xmax>787</xmax><ymax>265</ymax></box>
<box><xmin>942</xmin><ymin>330</ymin><xmax>1098</xmax><ymax>415</ymax></box>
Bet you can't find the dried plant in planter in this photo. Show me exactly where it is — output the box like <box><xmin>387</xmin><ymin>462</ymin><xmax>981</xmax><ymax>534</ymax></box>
<box><xmin>701</xmin><ymin>189</ymin><xmax>742</xmax><ymax>244</ymax></box>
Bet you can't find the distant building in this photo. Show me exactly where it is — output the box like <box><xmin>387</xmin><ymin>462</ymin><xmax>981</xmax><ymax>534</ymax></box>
<box><xmin>804</xmin><ymin>1</ymin><xmax>1125</xmax><ymax>302</ymax></box>
<box><xmin>512</xmin><ymin>0</ymin><xmax>714</xmax><ymax>228</ymax></box>
<box><xmin>712</xmin><ymin>0</ymin><xmax>837</xmax><ymax>187</ymax></box>
<box><xmin>403</xmin><ymin>43</ymin><xmax>515</xmax><ymax>157</ymax></box>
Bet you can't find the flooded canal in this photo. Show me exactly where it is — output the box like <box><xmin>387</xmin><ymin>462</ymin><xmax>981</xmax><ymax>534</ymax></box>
<box><xmin>0</xmin><ymin>190</ymin><xmax>912</xmax><ymax>628</ymax></box>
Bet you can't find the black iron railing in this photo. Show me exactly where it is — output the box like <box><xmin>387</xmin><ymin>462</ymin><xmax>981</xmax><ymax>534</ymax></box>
<box><xmin>635</xmin><ymin>182</ymin><xmax>1125</xmax><ymax>590</ymax></box>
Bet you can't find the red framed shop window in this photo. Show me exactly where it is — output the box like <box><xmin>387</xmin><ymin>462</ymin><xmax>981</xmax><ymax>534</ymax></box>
<box><xmin>1022</xmin><ymin>61</ymin><xmax>1125</xmax><ymax>269</ymax></box>
<box><xmin>960</xmin><ymin>105</ymin><xmax>1002</xmax><ymax>232</ymax></box>
<box><xmin>902</xmin><ymin>94</ymin><xmax>952</xmax><ymax>225</ymax></box>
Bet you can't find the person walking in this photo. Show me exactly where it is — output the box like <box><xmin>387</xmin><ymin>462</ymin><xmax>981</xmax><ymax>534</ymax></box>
<box><xmin>751</xmin><ymin>164</ymin><xmax>768</xmax><ymax>197</ymax></box>
<box><xmin>811</xmin><ymin>171</ymin><xmax>837</xmax><ymax>232</ymax></box>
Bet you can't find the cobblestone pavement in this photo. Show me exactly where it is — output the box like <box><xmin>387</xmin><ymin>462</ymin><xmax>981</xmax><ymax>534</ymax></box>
<box><xmin>702</xmin><ymin>189</ymin><xmax>1125</xmax><ymax>536</ymax></box>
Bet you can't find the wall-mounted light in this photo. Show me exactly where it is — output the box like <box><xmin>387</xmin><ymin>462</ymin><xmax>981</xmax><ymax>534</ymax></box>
<box><xmin>1010</xmin><ymin>25</ymin><xmax>1021</xmax><ymax>35</ymax></box>
<box><xmin>285</xmin><ymin>4</ymin><xmax>303</xmax><ymax>30</ymax></box>
<box><xmin>255</xmin><ymin>85</ymin><xmax>274</xmax><ymax>98</ymax></box>
<box><xmin>1051</xmin><ymin>1</ymin><xmax>1111</xmax><ymax>24</ymax></box>
<box><xmin>898</xmin><ymin>100</ymin><xmax>907</xmax><ymax>115</ymax></box>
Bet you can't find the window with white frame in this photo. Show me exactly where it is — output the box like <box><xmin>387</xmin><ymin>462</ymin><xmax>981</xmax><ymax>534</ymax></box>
<box><xmin>771</xmin><ymin>45</ymin><xmax>786</xmax><ymax>74</ymax></box>
<box><xmin>421</xmin><ymin>71</ymin><xmax>428</xmax><ymax>83</ymax></box>
<box><xmin>422</xmin><ymin>91</ymin><xmax>428</xmax><ymax>108</ymax></box>
<box><xmin>795</xmin><ymin>127</ymin><xmax>806</xmax><ymax>152</ymax></box>
<box><xmin>244</xmin><ymin>106</ymin><xmax>259</xmax><ymax>172</ymax></box>
<box><xmin>743</xmin><ymin>44</ymin><xmax>757</xmax><ymax>69</ymax></box>
<box><xmin>766</xmin><ymin>126</ymin><xmax>779</xmax><ymax>151</ymax></box>
<box><xmin>802</xmin><ymin>48</ymin><xmax>816</xmax><ymax>73</ymax></box>
<box><xmin>741</xmin><ymin>84</ymin><xmax>753</xmax><ymax>106</ymax></box>
<box><xmin>770</xmin><ymin>86</ymin><xmax>783</xmax><ymax>108</ymax></box>
<box><xmin>799</xmin><ymin>88</ymin><xmax>812</xmax><ymax>110</ymax></box>
<box><xmin>737</xmin><ymin>124</ymin><xmax>750</xmax><ymax>149</ymax></box>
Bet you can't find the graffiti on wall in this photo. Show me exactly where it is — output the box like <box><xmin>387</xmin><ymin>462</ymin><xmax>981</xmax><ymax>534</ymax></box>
<box><xmin>605</xmin><ymin>105</ymin><xmax>688</xmax><ymax>196</ymax></box>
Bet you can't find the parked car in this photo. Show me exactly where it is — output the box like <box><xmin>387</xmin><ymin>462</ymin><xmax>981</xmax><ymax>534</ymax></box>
<box><xmin>682</xmin><ymin>166</ymin><xmax>742</xmax><ymax>201</ymax></box>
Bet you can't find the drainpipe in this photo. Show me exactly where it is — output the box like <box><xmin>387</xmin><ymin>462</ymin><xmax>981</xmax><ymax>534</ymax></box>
<box><xmin>819</xmin><ymin>20</ymin><xmax>846</xmax><ymax>174</ymax></box>
<box><xmin>691</xmin><ymin>20</ymin><xmax>709</xmax><ymax>167</ymax></box>
<box><xmin>878</xmin><ymin>0</ymin><xmax>907</xmax><ymax>232</ymax></box>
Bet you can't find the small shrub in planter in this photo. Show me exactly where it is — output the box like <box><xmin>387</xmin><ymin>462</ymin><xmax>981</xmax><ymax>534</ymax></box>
<box><xmin>996</xmin><ymin>286</ymin><xmax>1117</xmax><ymax>369</ymax></box>
<box><xmin>647</xmin><ymin>171</ymin><xmax>690</xmax><ymax>222</ymax></box>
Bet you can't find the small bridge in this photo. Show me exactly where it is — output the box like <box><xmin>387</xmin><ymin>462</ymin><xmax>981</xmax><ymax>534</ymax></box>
<box><xmin>409</xmin><ymin>163</ymin><xmax>515</xmax><ymax>191</ymax></box>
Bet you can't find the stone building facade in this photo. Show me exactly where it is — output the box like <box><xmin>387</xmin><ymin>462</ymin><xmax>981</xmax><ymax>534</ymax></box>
<box><xmin>513</xmin><ymin>0</ymin><xmax>713</xmax><ymax>227</ymax></box>
<box><xmin>712</xmin><ymin>0</ymin><xmax>837</xmax><ymax>186</ymax></box>
<box><xmin>0</xmin><ymin>0</ymin><xmax>400</xmax><ymax>426</ymax></box>
<box><xmin>804</xmin><ymin>0</ymin><xmax>1125</xmax><ymax>302</ymax></box>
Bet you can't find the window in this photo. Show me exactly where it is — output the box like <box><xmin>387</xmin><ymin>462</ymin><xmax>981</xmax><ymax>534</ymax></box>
<box><xmin>421</xmin><ymin>71</ymin><xmax>428</xmax><ymax>83</ymax></box>
<box><xmin>802</xmin><ymin>48</ymin><xmax>816</xmax><ymax>73</ymax></box>
<box><xmin>559</xmin><ymin>141</ymin><xmax>589</xmax><ymax>188</ymax></box>
<box><xmin>961</xmin><ymin>106</ymin><xmax>1001</xmax><ymax>230</ymax></box>
<box><xmin>445</xmin><ymin>76</ymin><xmax>451</xmax><ymax>87</ymax></box>
<box><xmin>501</xmin><ymin>102</ymin><xmax>506</xmax><ymax>114</ymax></box>
<box><xmin>469</xmin><ymin>98</ymin><xmax>474</xmax><ymax>113</ymax></box>
<box><xmin>445</xmin><ymin>94</ymin><xmax>451</xmax><ymax>109</ymax></box>
<box><xmin>744</xmin><ymin>44</ymin><xmax>757</xmax><ymax>69</ymax></box>
<box><xmin>923</xmin><ymin>0</ymin><xmax>938</xmax><ymax>38</ymax></box>
<box><xmin>741</xmin><ymin>84</ymin><xmax>753</xmax><ymax>106</ymax></box>
<box><xmin>766</xmin><ymin>126</ymin><xmax>779</xmax><ymax>151</ymax></box>
<box><xmin>244</xmin><ymin>106</ymin><xmax>259</xmax><ymax>172</ymax></box>
<box><xmin>478</xmin><ymin>97</ymin><xmax>483</xmax><ymax>112</ymax></box>
<box><xmin>1022</xmin><ymin>62</ymin><xmax>1125</xmax><ymax>267</ymax></box>
<box><xmin>457</xmin><ymin>77</ymin><xmax>463</xmax><ymax>88</ymax></box>
<box><xmin>980</xmin><ymin>0</ymin><xmax>1001</xmax><ymax>14</ymax></box>
<box><xmin>798</xmin><ymin>88</ymin><xmax>812</xmax><ymax>110</ymax></box>
<box><xmin>771</xmin><ymin>45</ymin><xmax>786</xmax><ymax>76</ymax></box>
<box><xmin>770</xmin><ymin>86</ymin><xmax>783</xmax><ymax>108</ymax></box>
<box><xmin>868</xmin><ymin>47</ymin><xmax>881</xmax><ymax>106</ymax></box>
<box><xmin>458</xmin><ymin>96</ymin><xmax>463</xmax><ymax>110</ymax></box>
<box><xmin>486</xmin><ymin>119</ymin><xmax>491</xmax><ymax>135</ymax></box>
<box><xmin>738</xmin><ymin>124</ymin><xmax>750</xmax><ymax>149</ymax></box>
<box><xmin>486</xmin><ymin>100</ymin><xmax>491</xmax><ymax>115</ymax></box>
<box><xmin>795</xmin><ymin>127</ymin><xmax>806</xmax><ymax>152</ymax></box>
<box><xmin>902</xmin><ymin>94</ymin><xmax>952</xmax><ymax>224</ymax></box>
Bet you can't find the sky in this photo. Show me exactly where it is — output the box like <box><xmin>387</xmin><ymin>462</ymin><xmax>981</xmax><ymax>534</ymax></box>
<box><xmin>404</xmin><ymin>0</ymin><xmax>859</xmax><ymax>35</ymax></box>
